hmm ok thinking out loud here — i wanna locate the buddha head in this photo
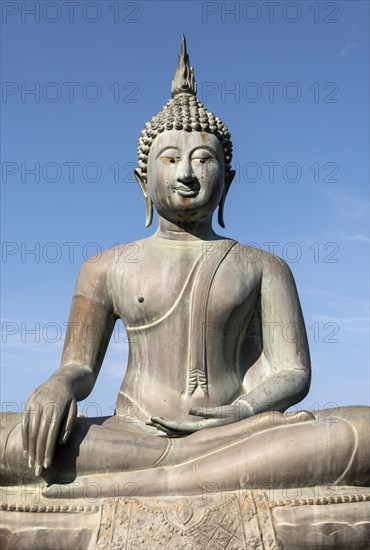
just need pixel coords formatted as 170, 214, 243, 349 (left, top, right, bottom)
135, 35, 235, 228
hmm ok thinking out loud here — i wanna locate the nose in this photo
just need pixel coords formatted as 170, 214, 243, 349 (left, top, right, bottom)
177, 156, 195, 183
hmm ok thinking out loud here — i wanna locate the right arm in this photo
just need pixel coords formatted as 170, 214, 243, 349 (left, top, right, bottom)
22, 256, 117, 476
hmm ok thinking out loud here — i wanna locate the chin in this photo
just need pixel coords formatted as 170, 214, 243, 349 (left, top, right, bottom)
156, 203, 210, 223
165, 196, 219, 218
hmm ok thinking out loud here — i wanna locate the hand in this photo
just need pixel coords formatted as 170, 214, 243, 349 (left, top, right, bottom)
21, 378, 77, 476
148, 401, 250, 435
148, 415, 222, 435
189, 399, 254, 422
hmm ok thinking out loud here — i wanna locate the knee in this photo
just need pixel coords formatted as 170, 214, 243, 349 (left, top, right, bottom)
0, 412, 23, 457
332, 405, 370, 428
332, 406, 370, 487
309, 405, 369, 426
0, 413, 26, 485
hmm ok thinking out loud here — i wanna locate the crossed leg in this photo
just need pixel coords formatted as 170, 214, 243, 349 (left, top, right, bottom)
2, 407, 369, 498
44, 406, 369, 498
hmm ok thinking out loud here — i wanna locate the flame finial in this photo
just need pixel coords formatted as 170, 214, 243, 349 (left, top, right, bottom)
171, 35, 197, 97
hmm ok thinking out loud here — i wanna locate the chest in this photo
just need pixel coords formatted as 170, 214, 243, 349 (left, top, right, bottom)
109, 243, 261, 327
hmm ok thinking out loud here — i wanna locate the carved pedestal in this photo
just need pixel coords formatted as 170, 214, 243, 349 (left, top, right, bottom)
1, 487, 369, 549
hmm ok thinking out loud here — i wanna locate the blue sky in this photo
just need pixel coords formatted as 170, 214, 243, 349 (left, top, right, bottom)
1, 0, 369, 417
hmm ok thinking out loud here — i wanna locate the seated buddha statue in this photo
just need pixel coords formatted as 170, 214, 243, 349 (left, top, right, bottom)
1, 36, 368, 499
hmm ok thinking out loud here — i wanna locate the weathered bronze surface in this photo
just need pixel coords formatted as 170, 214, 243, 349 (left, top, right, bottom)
1, 36, 369, 549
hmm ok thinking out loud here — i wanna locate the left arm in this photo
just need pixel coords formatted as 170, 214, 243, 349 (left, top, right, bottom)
151, 256, 311, 434
235, 256, 311, 413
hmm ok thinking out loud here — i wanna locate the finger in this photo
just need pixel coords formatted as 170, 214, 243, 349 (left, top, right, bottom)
43, 428, 60, 470
43, 404, 68, 469
146, 422, 182, 437
35, 417, 50, 476
27, 402, 41, 469
150, 416, 173, 429
146, 419, 167, 429
59, 399, 77, 445
35, 400, 60, 475
188, 408, 204, 417
21, 410, 30, 459
149, 417, 181, 433
151, 416, 205, 433
189, 406, 234, 419
151, 416, 183, 431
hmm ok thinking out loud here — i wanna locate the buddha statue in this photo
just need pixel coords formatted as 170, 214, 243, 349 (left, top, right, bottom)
1, 36, 369, 503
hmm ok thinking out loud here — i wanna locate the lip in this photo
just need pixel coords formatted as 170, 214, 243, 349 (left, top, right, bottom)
173, 185, 200, 197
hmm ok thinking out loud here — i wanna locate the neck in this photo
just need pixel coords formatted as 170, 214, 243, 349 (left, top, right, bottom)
155, 216, 221, 241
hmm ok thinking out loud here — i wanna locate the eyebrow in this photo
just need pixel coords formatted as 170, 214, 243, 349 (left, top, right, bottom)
156, 145, 219, 160
156, 146, 180, 160
190, 146, 218, 159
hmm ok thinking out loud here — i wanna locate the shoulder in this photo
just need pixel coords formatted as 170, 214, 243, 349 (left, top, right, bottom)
234, 243, 293, 278
261, 252, 294, 279
74, 241, 141, 296
259, 252, 298, 293
77, 247, 115, 280
79, 241, 143, 274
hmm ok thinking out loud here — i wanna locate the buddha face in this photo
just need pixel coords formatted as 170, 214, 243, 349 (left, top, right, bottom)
147, 130, 225, 224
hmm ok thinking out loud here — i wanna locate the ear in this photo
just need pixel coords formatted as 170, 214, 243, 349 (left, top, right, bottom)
134, 168, 153, 228
218, 170, 235, 228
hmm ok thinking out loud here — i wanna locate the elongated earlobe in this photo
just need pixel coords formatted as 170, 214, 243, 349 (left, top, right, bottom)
134, 169, 153, 228
218, 170, 235, 228
218, 195, 226, 229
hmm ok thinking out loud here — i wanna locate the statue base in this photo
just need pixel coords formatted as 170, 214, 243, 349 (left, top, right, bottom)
1, 486, 369, 549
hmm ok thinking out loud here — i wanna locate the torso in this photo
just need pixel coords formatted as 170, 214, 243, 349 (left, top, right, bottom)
107, 236, 264, 421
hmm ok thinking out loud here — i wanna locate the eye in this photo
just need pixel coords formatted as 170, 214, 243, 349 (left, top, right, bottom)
192, 156, 214, 164
159, 156, 180, 164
